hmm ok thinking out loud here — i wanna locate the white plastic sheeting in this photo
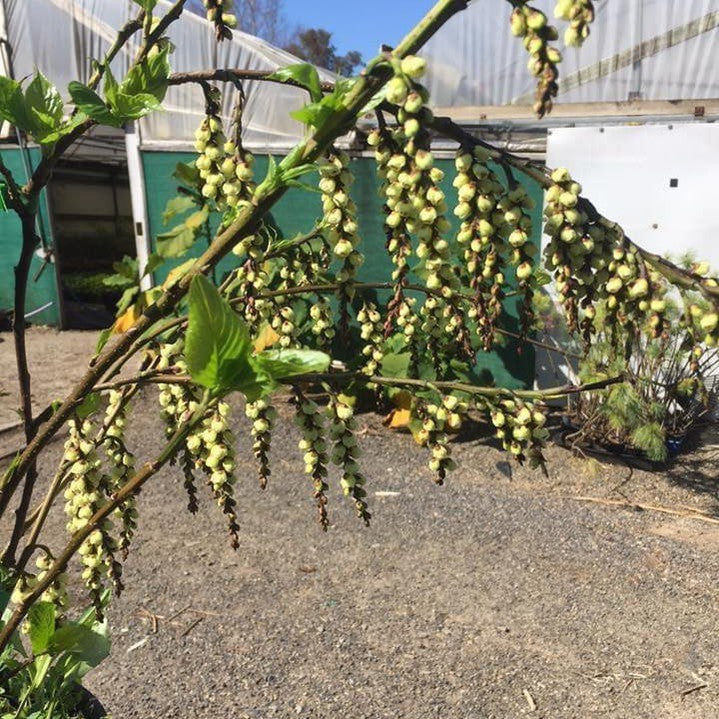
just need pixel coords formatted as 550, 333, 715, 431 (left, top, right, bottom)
0, 0, 331, 150
422, 0, 719, 108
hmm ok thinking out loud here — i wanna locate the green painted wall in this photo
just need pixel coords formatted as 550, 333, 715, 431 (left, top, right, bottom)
0, 147, 61, 326
142, 151, 543, 388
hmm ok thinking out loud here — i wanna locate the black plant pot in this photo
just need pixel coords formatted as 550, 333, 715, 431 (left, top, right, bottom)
665, 434, 686, 458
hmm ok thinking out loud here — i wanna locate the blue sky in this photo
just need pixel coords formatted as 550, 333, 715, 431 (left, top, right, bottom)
282, 1, 437, 64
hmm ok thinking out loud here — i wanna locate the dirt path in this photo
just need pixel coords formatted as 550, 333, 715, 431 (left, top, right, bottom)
2, 330, 719, 718
0, 328, 99, 428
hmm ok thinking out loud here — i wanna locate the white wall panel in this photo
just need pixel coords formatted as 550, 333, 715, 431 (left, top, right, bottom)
545, 124, 719, 265
537, 122, 719, 388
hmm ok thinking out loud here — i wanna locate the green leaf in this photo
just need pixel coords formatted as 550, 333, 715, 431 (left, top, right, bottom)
68, 82, 121, 127
117, 286, 140, 314
360, 86, 387, 115
103, 67, 119, 108
24, 71, 64, 134
94, 327, 113, 356
112, 91, 161, 120
185, 275, 254, 394
145, 252, 164, 276
0, 76, 21, 118
448, 357, 492, 386
133, 0, 158, 10
267, 63, 323, 102
417, 357, 437, 381
102, 274, 134, 288
380, 352, 411, 378
27, 602, 56, 655
290, 100, 337, 129
71, 64, 164, 125
156, 223, 197, 259
280, 163, 317, 183
162, 257, 196, 289
48, 624, 110, 668
122, 45, 171, 103
285, 179, 322, 194
77, 590, 110, 627
289, 77, 352, 128
253, 348, 330, 379
228, 372, 266, 403
35, 112, 89, 146
0, 76, 32, 130
162, 195, 196, 224
185, 207, 209, 230
110, 255, 140, 282
76, 392, 100, 420
30, 654, 52, 690
173, 161, 200, 186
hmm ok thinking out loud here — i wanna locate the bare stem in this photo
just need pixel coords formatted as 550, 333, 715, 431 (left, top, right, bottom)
169, 68, 335, 92
2, 215, 42, 566
86, 10, 146, 91
289, 370, 624, 401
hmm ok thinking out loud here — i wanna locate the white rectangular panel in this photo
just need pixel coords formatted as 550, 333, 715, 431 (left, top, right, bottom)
545, 123, 719, 265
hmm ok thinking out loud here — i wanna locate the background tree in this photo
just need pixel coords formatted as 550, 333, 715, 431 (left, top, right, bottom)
188, 2, 362, 75
284, 28, 363, 76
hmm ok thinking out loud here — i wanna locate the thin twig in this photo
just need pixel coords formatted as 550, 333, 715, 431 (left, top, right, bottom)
522, 689, 537, 712
169, 68, 335, 92
568, 496, 719, 524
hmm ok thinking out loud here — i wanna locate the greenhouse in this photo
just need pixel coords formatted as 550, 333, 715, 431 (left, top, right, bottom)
1, 0, 718, 387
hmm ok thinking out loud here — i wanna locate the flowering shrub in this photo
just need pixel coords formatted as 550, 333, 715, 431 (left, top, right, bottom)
1, 0, 718, 715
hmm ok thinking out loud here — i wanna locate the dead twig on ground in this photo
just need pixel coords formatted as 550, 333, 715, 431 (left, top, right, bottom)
134, 604, 219, 637
567, 496, 719, 525
522, 689, 537, 712
180, 617, 203, 638
136, 607, 160, 634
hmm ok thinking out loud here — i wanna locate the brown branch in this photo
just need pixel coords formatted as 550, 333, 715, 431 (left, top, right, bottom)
86, 10, 146, 91
22, 119, 95, 198
296, 370, 625, 401
0, 155, 27, 217
2, 216, 42, 566
95, 373, 190, 392
169, 68, 335, 92
135, 0, 188, 64
568, 496, 719, 525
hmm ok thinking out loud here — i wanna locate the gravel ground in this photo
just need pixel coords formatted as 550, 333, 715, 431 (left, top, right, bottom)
2, 329, 719, 718
0, 328, 99, 427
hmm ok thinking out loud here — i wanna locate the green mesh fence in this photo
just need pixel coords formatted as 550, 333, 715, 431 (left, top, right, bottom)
140, 151, 543, 388
0, 147, 61, 327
